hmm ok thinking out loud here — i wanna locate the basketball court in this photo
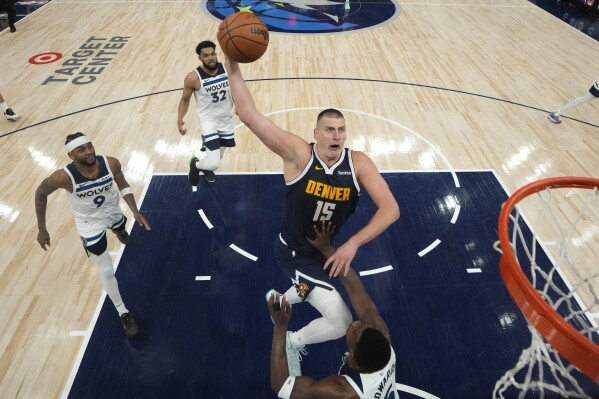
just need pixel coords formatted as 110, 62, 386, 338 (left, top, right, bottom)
0, 1, 598, 398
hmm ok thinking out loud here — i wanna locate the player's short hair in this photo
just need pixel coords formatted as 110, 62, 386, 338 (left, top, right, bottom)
65, 132, 86, 145
196, 40, 216, 55
317, 108, 344, 122
353, 327, 391, 373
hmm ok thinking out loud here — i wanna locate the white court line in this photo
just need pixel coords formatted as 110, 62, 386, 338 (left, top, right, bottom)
450, 204, 461, 224
541, 241, 557, 246
229, 244, 258, 261
359, 265, 393, 276
467, 268, 482, 273
198, 209, 214, 229
195, 276, 211, 281
418, 239, 441, 257
69, 331, 87, 337
589, 313, 599, 319
397, 383, 441, 399
109, 251, 118, 257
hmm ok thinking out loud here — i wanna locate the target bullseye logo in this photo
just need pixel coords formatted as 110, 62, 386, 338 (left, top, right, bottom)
29, 52, 63, 65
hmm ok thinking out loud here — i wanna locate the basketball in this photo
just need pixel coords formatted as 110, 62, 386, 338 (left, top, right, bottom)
217, 12, 269, 63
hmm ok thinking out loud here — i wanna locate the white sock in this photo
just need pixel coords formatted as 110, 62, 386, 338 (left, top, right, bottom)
289, 287, 352, 347
195, 147, 221, 171
0, 102, 8, 112
91, 251, 129, 315
555, 93, 595, 117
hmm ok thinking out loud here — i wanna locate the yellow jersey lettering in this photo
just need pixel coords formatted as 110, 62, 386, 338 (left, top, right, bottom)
305, 179, 351, 202
306, 180, 316, 194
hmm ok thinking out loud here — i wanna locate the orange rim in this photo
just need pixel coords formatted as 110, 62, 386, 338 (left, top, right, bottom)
498, 176, 599, 383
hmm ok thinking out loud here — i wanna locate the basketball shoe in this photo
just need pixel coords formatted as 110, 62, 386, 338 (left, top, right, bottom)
4, 108, 20, 121
189, 156, 200, 186
286, 332, 307, 377
201, 169, 216, 183
548, 112, 561, 124
120, 313, 139, 337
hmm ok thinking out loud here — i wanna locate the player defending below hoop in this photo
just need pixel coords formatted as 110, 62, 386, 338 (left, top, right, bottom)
226, 56, 400, 376
177, 40, 236, 187
268, 223, 397, 399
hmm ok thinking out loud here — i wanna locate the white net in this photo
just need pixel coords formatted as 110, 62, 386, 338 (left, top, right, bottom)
493, 182, 599, 399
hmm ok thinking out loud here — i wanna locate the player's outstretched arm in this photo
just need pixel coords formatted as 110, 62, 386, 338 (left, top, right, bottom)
225, 57, 310, 170
324, 152, 400, 277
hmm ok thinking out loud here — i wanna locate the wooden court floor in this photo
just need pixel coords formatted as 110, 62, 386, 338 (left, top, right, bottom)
0, 0, 598, 398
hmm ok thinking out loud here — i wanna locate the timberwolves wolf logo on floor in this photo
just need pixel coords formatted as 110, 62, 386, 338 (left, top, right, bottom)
204, 0, 399, 33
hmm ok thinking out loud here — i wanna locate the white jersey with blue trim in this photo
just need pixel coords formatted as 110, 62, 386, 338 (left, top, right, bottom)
338, 347, 398, 399
64, 155, 123, 243
194, 62, 233, 121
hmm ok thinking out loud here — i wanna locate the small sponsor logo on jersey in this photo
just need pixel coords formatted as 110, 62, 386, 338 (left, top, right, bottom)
337, 170, 351, 175
315, 166, 323, 170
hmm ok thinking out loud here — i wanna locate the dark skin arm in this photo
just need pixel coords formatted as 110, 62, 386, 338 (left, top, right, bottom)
34, 169, 72, 250
268, 293, 359, 399
107, 157, 151, 231
307, 222, 390, 342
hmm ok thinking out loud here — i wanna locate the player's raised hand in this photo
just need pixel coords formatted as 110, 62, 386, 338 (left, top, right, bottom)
323, 241, 357, 278
268, 292, 292, 327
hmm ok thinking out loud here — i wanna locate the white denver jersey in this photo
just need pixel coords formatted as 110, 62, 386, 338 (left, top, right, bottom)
64, 155, 124, 244
339, 347, 398, 399
194, 62, 233, 121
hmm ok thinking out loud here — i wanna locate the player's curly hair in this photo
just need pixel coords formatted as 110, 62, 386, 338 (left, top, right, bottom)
353, 327, 391, 373
196, 40, 216, 55
65, 132, 86, 145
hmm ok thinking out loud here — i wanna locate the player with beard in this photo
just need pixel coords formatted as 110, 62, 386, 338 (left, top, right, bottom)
177, 40, 236, 187
34, 132, 151, 337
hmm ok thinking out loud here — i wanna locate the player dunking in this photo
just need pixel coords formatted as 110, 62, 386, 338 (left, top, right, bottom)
177, 40, 236, 186
226, 57, 400, 375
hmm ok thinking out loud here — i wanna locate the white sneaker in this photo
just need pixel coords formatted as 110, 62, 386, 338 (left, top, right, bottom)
4, 108, 20, 121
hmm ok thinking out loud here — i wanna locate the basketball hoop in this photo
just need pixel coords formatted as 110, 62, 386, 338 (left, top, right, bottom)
494, 176, 599, 398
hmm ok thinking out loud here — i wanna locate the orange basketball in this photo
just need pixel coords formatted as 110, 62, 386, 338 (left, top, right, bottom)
217, 12, 269, 63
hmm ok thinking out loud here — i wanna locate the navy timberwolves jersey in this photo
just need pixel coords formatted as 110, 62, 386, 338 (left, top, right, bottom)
194, 62, 233, 120
280, 143, 360, 255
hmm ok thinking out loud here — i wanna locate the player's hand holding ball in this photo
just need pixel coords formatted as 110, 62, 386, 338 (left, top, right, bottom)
217, 12, 269, 63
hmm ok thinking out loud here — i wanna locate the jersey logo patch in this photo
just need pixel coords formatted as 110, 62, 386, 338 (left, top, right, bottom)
315, 166, 323, 170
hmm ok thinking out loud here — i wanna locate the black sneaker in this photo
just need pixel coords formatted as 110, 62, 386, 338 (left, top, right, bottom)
114, 229, 130, 244
189, 156, 200, 186
200, 144, 207, 152
201, 169, 216, 183
120, 313, 139, 337
4, 108, 20, 121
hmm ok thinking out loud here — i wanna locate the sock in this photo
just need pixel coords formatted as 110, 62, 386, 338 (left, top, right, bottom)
0, 102, 8, 112
555, 93, 595, 117
90, 251, 129, 315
